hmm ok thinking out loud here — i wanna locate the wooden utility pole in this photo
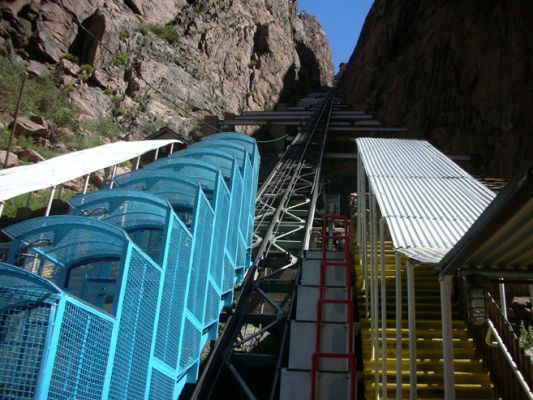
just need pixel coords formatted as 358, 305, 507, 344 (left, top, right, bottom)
3, 71, 27, 169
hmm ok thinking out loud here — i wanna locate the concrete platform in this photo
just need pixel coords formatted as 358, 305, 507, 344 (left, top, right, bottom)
301, 258, 348, 287
288, 321, 351, 371
296, 286, 350, 322
280, 369, 351, 400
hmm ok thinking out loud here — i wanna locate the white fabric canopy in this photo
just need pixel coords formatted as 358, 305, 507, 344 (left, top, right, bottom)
0, 140, 179, 202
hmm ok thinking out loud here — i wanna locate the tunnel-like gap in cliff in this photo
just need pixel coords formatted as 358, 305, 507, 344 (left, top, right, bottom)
68, 10, 106, 65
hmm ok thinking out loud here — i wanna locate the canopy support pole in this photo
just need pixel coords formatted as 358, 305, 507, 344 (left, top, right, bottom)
380, 218, 387, 399
407, 259, 417, 399
170, 142, 175, 154
499, 281, 507, 319
0, 202, 4, 219
45, 185, 56, 216
109, 165, 118, 189
395, 251, 402, 400
370, 190, 379, 399
83, 174, 90, 194
440, 274, 456, 400
154, 148, 160, 160
135, 156, 141, 170
361, 167, 369, 317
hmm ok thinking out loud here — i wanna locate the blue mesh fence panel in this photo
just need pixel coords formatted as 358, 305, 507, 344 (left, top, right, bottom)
179, 317, 201, 373
47, 299, 113, 400
155, 216, 193, 369
0, 291, 51, 400
148, 369, 175, 400
203, 281, 220, 326
240, 158, 253, 245
209, 177, 230, 289
222, 254, 234, 294
108, 247, 161, 400
237, 236, 246, 273
187, 193, 214, 324
228, 169, 243, 268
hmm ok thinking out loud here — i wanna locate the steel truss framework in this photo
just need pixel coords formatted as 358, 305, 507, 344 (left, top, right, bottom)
191, 91, 336, 399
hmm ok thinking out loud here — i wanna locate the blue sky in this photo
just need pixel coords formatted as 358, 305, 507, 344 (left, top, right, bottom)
298, 0, 374, 73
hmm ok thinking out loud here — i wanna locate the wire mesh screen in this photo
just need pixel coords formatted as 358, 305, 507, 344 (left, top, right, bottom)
227, 169, 243, 267
222, 254, 234, 294
108, 247, 161, 400
0, 290, 51, 400
179, 317, 202, 373
210, 177, 230, 289
155, 216, 193, 369
187, 193, 214, 324
0, 133, 260, 400
47, 299, 113, 399
203, 281, 220, 326
148, 368, 175, 400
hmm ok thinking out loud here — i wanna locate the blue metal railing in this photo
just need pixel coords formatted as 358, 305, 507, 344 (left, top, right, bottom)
0, 132, 259, 399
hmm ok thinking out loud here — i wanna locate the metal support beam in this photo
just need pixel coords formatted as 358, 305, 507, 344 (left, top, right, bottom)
407, 260, 417, 400
192, 91, 336, 400
370, 190, 379, 399
395, 251, 402, 400
499, 281, 507, 319
83, 174, 90, 194
0, 201, 4, 219
44, 185, 56, 216
440, 274, 456, 400
380, 218, 387, 399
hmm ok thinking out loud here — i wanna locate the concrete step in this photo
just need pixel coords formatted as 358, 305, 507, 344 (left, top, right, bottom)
365, 383, 496, 399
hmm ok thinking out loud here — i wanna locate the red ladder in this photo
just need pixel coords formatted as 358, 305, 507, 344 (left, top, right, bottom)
311, 215, 356, 400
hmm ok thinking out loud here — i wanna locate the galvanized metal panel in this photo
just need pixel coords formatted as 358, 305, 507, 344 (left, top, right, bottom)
357, 138, 496, 264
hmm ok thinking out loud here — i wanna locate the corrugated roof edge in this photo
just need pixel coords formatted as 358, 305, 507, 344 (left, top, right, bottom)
438, 157, 533, 278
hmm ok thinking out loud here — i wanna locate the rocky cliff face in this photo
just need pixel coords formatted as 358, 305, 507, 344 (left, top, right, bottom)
339, 0, 533, 177
0, 0, 333, 141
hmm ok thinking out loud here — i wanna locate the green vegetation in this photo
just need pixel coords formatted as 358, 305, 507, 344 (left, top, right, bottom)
519, 321, 533, 351
103, 88, 114, 96
79, 64, 95, 74
112, 52, 129, 66
2, 188, 77, 219
246, 91, 253, 98
119, 29, 130, 40
62, 53, 79, 63
110, 95, 122, 107
115, 107, 135, 118
0, 57, 80, 130
139, 23, 181, 44
82, 117, 122, 140
248, 59, 257, 67
16, 136, 58, 159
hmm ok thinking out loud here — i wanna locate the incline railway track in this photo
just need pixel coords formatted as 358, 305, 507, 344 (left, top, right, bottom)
191, 91, 336, 399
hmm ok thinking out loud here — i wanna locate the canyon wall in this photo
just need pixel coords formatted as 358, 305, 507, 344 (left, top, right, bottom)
0, 0, 333, 141
339, 0, 533, 177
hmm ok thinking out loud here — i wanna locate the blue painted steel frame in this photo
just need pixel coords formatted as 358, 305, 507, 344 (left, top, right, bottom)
0, 133, 259, 400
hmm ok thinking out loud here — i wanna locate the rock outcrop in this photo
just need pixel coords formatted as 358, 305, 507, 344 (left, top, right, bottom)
339, 0, 533, 177
0, 0, 333, 141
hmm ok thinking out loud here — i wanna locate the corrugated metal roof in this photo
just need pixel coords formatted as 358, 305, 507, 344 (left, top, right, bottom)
439, 158, 533, 277
357, 138, 496, 264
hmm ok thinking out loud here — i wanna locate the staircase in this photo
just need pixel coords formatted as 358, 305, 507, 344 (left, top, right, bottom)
355, 241, 497, 399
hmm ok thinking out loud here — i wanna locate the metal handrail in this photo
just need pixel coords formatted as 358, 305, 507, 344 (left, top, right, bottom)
483, 292, 533, 400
